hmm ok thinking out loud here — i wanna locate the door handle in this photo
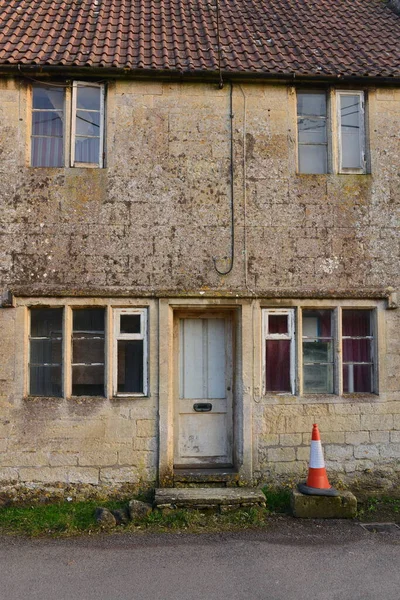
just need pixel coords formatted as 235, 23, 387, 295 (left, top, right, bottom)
193, 402, 212, 412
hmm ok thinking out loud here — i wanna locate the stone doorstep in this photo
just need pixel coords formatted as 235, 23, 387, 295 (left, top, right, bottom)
155, 487, 266, 510
291, 489, 357, 519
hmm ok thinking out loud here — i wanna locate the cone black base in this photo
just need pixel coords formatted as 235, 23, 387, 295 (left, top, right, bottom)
298, 482, 339, 497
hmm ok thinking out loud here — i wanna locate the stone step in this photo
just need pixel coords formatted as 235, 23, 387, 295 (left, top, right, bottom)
173, 468, 239, 487
155, 487, 266, 511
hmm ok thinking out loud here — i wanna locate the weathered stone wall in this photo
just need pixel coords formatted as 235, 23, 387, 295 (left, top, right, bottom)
0, 79, 398, 296
0, 77, 399, 489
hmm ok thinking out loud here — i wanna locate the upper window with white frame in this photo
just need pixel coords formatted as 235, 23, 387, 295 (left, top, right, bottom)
296, 90, 367, 175
28, 306, 148, 398
31, 82, 105, 168
263, 307, 376, 395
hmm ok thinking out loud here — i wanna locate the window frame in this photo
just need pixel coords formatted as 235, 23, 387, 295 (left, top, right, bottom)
70, 81, 105, 168
262, 306, 378, 396
295, 88, 368, 175
30, 81, 105, 169
262, 308, 296, 395
113, 308, 148, 397
28, 307, 64, 397
71, 307, 106, 398
337, 90, 366, 174
296, 90, 330, 175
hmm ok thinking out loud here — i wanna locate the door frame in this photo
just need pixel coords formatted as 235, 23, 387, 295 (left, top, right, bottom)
173, 310, 234, 469
158, 299, 253, 487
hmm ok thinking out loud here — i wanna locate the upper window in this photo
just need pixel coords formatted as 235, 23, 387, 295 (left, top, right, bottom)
296, 90, 367, 175
31, 82, 105, 168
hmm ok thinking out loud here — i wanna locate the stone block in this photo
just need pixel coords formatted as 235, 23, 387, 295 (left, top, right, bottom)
268, 447, 295, 462
136, 419, 155, 438
324, 445, 354, 460
354, 444, 380, 459
360, 414, 393, 431
279, 433, 302, 446
370, 431, 390, 443
345, 431, 370, 445
78, 451, 118, 467
291, 489, 357, 519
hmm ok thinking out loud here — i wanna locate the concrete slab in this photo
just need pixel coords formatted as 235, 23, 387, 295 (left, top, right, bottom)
155, 487, 266, 510
291, 488, 357, 519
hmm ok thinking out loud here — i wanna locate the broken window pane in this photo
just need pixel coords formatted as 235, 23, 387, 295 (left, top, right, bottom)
265, 340, 291, 392
29, 308, 63, 397
117, 340, 144, 394
72, 308, 105, 396
73, 84, 102, 165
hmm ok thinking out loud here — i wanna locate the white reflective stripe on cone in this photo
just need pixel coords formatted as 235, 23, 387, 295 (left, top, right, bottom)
309, 440, 325, 469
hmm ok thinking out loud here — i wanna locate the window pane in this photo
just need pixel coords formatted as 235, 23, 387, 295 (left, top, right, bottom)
298, 117, 327, 144
297, 93, 326, 117
72, 337, 104, 364
343, 339, 371, 363
268, 315, 288, 334
33, 87, 64, 110
75, 137, 100, 163
76, 86, 101, 110
298, 145, 328, 174
73, 308, 104, 332
30, 339, 62, 364
31, 308, 63, 338
117, 340, 144, 394
32, 112, 63, 136
30, 366, 62, 397
303, 340, 333, 364
303, 310, 332, 337
342, 310, 371, 337
72, 365, 104, 396
343, 364, 372, 393
304, 364, 333, 394
31, 137, 64, 167
120, 314, 141, 334
265, 340, 291, 392
340, 95, 362, 169
75, 110, 101, 136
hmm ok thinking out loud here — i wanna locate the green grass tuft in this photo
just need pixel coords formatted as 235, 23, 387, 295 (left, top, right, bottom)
261, 486, 291, 514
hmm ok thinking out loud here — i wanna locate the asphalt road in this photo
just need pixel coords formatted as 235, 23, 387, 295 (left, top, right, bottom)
1, 518, 399, 600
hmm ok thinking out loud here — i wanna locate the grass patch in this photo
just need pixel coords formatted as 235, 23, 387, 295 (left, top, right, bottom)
0, 500, 126, 537
261, 486, 291, 514
357, 496, 400, 523
0, 499, 270, 537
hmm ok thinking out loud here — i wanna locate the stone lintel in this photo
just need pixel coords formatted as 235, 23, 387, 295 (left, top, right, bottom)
291, 489, 357, 519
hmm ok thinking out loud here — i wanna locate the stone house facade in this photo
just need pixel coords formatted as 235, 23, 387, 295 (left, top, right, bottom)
0, 0, 399, 492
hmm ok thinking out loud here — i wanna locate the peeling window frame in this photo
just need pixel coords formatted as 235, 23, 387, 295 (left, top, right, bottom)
262, 306, 378, 396
27, 304, 149, 399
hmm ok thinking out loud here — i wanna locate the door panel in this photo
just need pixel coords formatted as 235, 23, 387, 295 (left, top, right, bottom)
174, 316, 233, 468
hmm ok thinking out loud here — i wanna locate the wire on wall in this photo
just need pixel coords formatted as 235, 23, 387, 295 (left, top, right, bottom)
213, 81, 235, 276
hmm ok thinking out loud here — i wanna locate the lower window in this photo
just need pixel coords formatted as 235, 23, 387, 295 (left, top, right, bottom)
263, 307, 376, 395
28, 306, 148, 398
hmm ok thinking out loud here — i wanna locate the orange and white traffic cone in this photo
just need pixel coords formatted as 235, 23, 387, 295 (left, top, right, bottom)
298, 423, 339, 497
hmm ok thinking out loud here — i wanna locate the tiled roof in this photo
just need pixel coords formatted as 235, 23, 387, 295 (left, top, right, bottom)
0, 0, 399, 78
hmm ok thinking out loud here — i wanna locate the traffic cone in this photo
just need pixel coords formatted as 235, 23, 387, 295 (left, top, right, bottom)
298, 423, 339, 497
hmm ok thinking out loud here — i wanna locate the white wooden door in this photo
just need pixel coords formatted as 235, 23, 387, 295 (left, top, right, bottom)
174, 316, 233, 468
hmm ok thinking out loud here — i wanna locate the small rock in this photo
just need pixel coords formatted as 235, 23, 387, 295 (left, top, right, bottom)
95, 507, 117, 527
128, 499, 153, 520
112, 508, 130, 525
